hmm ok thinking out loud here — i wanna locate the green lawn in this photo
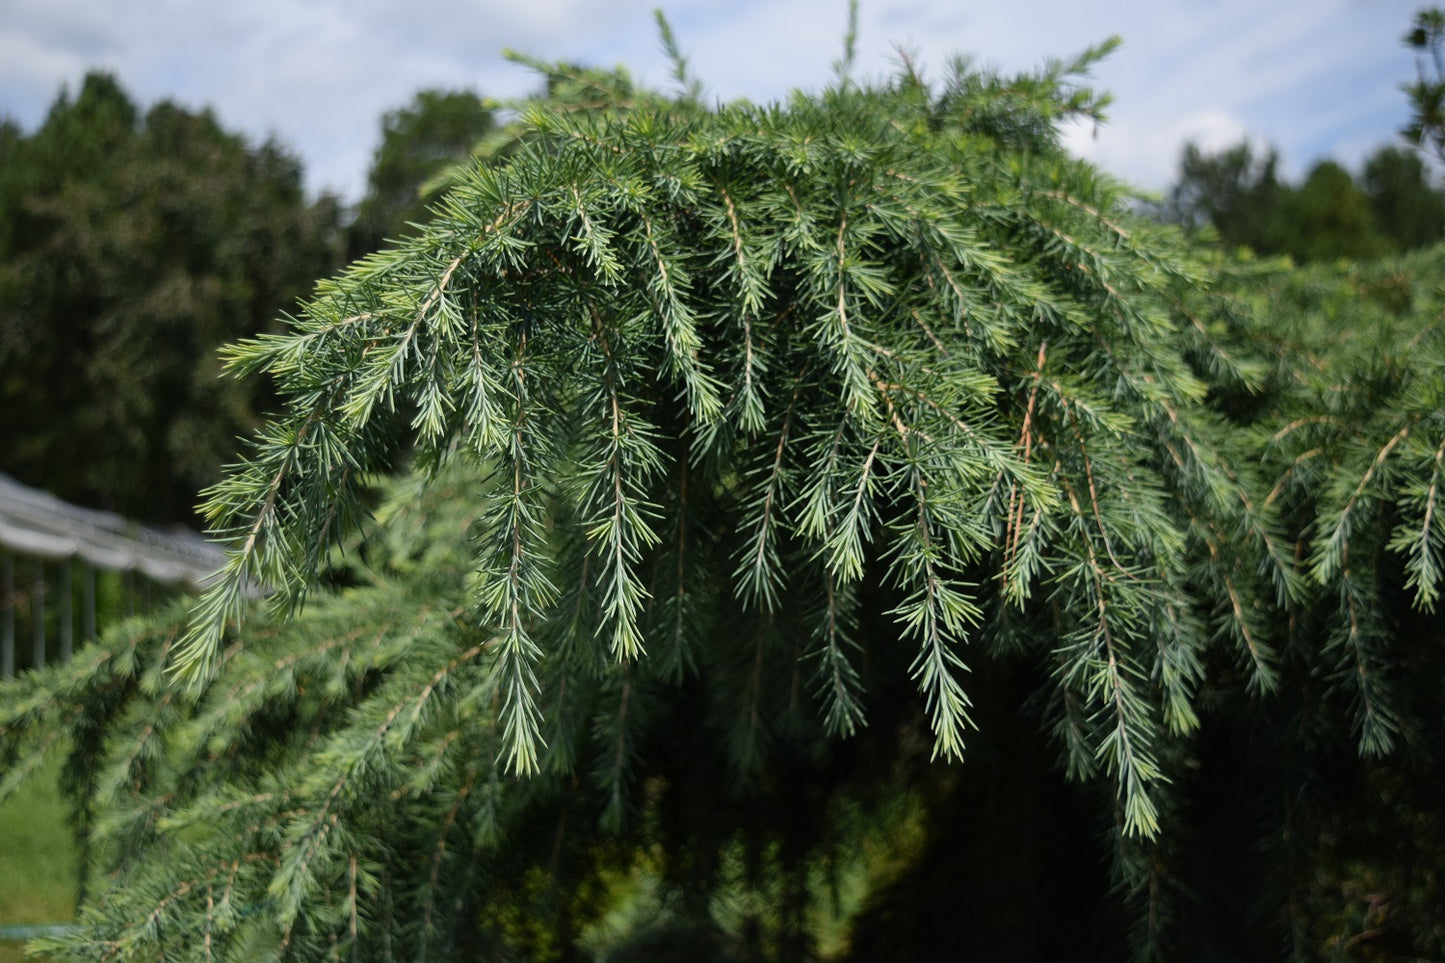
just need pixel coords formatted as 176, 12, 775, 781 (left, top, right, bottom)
0, 752, 78, 961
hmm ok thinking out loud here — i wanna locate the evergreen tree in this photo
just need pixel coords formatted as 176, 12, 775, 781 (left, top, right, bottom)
1163, 143, 1415, 262
1363, 144, 1445, 248
1165, 139, 1291, 247
2, 25, 1443, 963
347, 90, 498, 260
1280, 160, 1392, 262
0, 73, 343, 524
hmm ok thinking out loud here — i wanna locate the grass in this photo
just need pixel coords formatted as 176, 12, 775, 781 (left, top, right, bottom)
0, 751, 78, 961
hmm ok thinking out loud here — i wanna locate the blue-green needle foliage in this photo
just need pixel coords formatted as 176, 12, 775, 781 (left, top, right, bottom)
166, 35, 1260, 838
3, 28, 1443, 963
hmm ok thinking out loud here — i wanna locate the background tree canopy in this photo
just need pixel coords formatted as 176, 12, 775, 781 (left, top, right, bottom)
0, 73, 344, 524
345, 89, 498, 262
1162, 141, 1445, 262
0, 76, 491, 527
2, 17, 1445, 963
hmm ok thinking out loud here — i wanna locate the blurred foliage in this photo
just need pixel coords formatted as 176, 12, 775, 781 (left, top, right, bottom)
1162, 142, 1442, 262
1402, 7, 1445, 163
346, 89, 497, 260
0, 73, 344, 525
1363, 145, 1445, 250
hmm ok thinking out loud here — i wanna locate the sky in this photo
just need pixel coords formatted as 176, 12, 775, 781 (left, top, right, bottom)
0, 0, 1425, 203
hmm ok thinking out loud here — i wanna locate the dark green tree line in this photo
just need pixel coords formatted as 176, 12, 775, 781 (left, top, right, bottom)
1164, 141, 1445, 261
0, 76, 495, 526
0, 73, 344, 524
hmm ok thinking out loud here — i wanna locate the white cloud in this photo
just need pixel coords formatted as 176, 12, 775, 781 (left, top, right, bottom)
1063, 107, 1256, 193
0, 0, 1425, 200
